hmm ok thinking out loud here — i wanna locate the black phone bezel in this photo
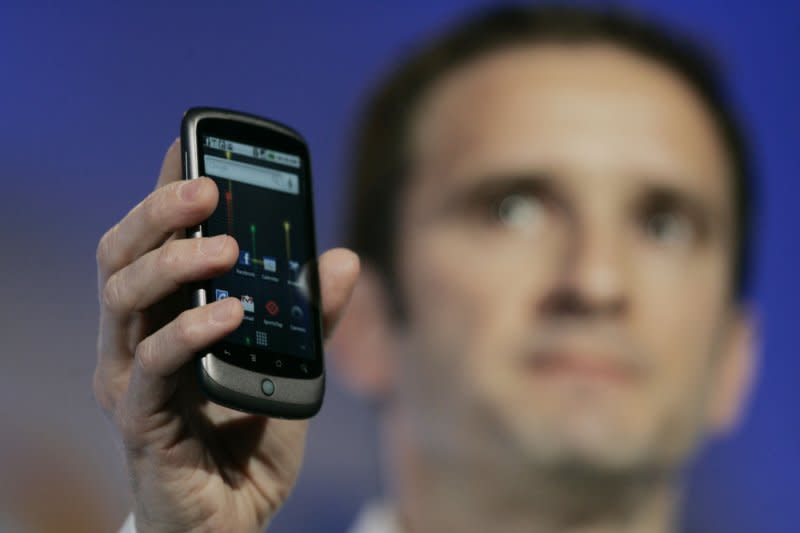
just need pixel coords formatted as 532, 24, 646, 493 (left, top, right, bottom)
191, 113, 324, 380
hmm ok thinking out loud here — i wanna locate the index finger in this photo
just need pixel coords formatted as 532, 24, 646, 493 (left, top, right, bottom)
96, 140, 218, 280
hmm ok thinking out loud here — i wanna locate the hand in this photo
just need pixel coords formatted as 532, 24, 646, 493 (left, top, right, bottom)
93, 139, 359, 533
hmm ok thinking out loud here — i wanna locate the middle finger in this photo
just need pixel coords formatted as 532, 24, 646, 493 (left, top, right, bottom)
102, 234, 238, 316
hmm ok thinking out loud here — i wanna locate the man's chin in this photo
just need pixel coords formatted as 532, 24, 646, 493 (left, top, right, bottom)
503, 413, 660, 474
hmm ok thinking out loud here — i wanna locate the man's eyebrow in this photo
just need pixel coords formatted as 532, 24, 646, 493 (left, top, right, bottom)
420, 171, 560, 223
636, 182, 714, 214
449, 172, 557, 202
634, 180, 726, 235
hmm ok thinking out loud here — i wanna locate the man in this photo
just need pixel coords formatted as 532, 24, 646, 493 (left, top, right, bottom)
95, 6, 756, 532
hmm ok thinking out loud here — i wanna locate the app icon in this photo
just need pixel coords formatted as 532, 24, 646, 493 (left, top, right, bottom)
288, 260, 300, 276
239, 250, 251, 267
262, 256, 277, 272
265, 300, 280, 317
290, 305, 304, 321
256, 330, 268, 347
215, 289, 229, 301
240, 294, 255, 313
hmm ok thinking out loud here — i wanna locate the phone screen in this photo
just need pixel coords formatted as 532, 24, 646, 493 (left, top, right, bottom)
194, 119, 323, 379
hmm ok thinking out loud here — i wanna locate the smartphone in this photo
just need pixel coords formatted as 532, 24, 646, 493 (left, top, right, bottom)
181, 107, 324, 418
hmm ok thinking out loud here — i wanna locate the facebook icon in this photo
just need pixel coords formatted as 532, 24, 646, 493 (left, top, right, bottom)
238, 250, 251, 267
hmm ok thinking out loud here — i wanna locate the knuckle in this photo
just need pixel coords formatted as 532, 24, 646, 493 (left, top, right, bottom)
173, 311, 197, 347
96, 224, 119, 268
92, 367, 114, 413
142, 190, 165, 228
101, 274, 124, 313
191, 236, 206, 256
134, 339, 157, 377
157, 241, 182, 272
115, 403, 139, 445
194, 237, 220, 268
172, 180, 196, 214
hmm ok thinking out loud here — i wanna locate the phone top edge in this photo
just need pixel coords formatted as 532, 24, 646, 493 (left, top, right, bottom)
182, 107, 306, 144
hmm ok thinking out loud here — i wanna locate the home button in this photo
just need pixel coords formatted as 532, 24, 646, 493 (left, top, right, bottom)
260, 378, 275, 396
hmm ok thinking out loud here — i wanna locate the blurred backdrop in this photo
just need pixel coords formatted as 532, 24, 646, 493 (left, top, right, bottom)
0, 2, 798, 532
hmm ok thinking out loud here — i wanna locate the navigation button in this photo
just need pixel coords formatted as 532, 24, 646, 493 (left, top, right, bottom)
260, 379, 275, 396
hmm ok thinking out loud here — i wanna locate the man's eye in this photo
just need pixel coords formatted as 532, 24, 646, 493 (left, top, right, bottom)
643, 210, 694, 245
496, 194, 543, 230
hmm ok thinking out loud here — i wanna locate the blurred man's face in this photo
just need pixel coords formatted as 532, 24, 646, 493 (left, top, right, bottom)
393, 43, 742, 473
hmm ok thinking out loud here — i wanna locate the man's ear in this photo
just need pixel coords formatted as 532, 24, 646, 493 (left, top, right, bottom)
328, 264, 397, 400
706, 306, 759, 435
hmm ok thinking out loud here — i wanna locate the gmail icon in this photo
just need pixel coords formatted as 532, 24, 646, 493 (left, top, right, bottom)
240, 294, 255, 313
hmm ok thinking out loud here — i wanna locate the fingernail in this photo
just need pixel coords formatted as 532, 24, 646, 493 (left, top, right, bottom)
211, 299, 233, 323
181, 179, 202, 201
204, 235, 228, 255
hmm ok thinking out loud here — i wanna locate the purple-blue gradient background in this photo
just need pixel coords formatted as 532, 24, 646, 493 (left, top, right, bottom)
0, 2, 797, 532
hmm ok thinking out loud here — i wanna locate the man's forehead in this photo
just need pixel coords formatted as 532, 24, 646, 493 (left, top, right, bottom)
408, 42, 732, 201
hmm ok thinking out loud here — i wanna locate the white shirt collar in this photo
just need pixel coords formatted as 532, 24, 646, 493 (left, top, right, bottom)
347, 501, 401, 533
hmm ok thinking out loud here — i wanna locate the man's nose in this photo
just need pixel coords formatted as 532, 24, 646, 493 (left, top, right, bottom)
541, 217, 628, 318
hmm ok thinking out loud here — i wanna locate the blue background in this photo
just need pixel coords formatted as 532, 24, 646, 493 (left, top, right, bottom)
0, 2, 797, 532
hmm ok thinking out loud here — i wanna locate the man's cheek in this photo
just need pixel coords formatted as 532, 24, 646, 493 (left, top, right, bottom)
403, 262, 525, 402
404, 231, 499, 339
636, 305, 718, 449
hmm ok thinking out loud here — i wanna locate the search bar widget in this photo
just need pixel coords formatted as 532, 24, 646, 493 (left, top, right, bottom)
204, 154, 299, 195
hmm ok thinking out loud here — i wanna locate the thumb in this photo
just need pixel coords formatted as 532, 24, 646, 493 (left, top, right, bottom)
318, 248, 360, 336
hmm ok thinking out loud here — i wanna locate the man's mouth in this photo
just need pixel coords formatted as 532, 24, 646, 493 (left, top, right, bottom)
523, 349, 641, 385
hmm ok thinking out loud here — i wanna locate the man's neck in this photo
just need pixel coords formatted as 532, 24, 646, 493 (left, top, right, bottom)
380, 414, 681, 533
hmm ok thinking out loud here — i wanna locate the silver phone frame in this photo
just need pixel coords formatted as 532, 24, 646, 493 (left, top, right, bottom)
183, 107, 324, 419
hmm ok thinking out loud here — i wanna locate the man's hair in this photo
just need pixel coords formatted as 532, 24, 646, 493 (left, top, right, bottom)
345, 5, 754, 312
